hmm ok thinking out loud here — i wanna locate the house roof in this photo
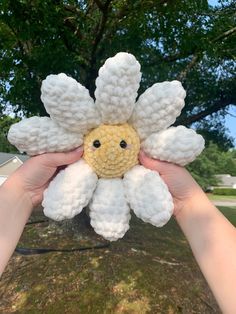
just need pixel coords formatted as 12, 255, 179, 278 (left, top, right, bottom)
215, 174, 236, 187
0, 152, 29, 166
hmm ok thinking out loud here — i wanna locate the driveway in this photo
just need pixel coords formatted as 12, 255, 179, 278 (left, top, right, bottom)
211, 200, 236, 207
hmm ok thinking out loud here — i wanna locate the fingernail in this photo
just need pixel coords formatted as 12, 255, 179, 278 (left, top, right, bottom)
75, 146, 84, 153
138, 150, 145, 159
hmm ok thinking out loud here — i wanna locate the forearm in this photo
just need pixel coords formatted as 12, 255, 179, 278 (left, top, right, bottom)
176, 191, 236, 313
0, 178, 33, 276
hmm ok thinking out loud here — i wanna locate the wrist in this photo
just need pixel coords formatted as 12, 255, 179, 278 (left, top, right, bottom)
174, 188, 215, 222
174, 189, 220, 254
1, 175, 33, 211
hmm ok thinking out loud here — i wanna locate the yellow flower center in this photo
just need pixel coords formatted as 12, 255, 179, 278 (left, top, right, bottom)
84, 124, 140, 178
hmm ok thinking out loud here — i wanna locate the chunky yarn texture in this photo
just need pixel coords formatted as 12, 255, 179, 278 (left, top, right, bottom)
84, 123, 140, 178
8, 52, 205, 241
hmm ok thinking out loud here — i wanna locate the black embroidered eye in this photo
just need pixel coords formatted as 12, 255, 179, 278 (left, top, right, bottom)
120, 140, 127, 149
93, 140, 101, 148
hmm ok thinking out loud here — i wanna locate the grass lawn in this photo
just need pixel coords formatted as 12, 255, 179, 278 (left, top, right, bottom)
1, 206, 235, 313
219, 206, 236, 226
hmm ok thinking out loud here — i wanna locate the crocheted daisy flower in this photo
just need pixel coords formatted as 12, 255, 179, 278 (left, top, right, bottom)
8, 52, 204, 241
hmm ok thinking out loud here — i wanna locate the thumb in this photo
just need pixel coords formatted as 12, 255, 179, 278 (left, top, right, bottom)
40, 146, 84, 167
139, 151, 173, 175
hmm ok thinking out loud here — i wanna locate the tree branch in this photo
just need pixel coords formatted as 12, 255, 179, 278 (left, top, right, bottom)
91, 0, 112, 61
162, 24, 236, 64
212, 26, 236, 43
63, 17, 83, 39
225, 110, 236, 118
94, 0, 105, 11
177, 98, 235, 126
162, 49, 196, 62
84, 0, 113, 93
175, 25, 236, 81
177, 54, 201, 81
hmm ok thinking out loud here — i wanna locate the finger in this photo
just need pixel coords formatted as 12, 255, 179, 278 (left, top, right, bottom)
139, 151, 173, 175
41, 146, 84, 167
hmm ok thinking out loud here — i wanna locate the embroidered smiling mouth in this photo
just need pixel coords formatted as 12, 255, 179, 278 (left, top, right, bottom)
84, 123, 140, 178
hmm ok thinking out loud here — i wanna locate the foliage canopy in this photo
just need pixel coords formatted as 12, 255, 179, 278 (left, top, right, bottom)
0, 0, 235, 150
0, 115, 19, 152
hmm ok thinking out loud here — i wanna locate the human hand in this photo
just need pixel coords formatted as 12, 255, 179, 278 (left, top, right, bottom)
4, 147, 83, 207
139, 151, 204, 216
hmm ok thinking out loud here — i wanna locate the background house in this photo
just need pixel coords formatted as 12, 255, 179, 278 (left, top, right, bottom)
215, 174, 236, 189
0, 152, 28, 185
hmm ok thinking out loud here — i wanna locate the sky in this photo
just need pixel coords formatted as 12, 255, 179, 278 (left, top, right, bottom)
208, 0, 219, 5
225, 106, 236, 146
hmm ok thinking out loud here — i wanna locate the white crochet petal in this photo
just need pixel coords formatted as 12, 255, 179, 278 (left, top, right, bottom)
130, 80, 186, 140
41, 73, 101, 133
43, 160, 98, 221
123, 165, 174, 227
89, 178, 131, 241
142, 126, 205, 166
7, 117, 83, 156
95, 52, 141, 124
